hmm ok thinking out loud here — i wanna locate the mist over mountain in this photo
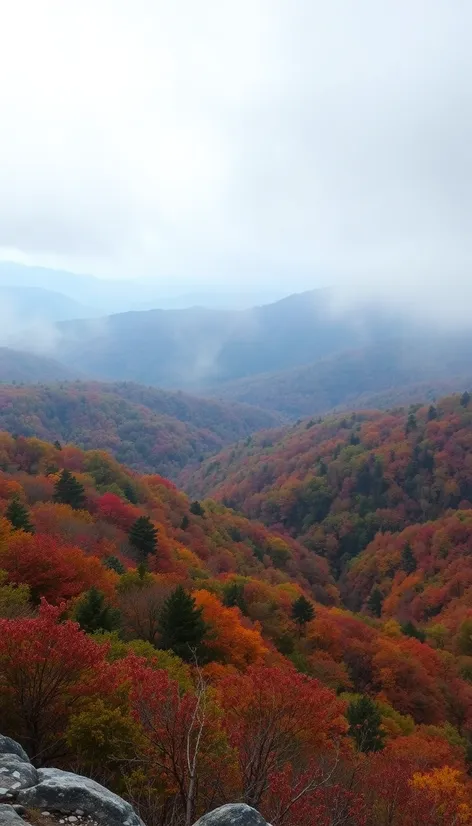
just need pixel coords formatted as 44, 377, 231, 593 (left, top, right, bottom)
0, 347, 80, 383
52, 290, 420, 388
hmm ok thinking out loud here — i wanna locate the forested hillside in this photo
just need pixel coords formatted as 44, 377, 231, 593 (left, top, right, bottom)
0, 382, 281, 480
188, 393, 472, 579
0, 347, 80, 383
1, 433, 472, 824
210, 337, 472, 418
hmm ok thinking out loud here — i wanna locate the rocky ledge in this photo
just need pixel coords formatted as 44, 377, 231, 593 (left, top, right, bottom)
0, 736, 269, 826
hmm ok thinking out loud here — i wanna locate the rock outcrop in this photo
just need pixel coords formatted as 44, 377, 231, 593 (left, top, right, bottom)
0, 735, 270, 826
193, 804, 269, 826
0, 738, 143, 826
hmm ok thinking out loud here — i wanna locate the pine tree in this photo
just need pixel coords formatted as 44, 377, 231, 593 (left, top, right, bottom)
189, 500, 205, 517
347, 696, 385, 753
180, 514, 190, 530
367, 587, 383, 618
461, 391, 471, 408
401, 620, 426, 642
405, 411, 417, 434
5, 498, 34, 533
128, 516, 158, 565
159, 585, 207, 661
53, 469, 85, 510
427, 405, 437, 421
291, 595, 315, 634
401, 542, 417, 574
123, 482, 138, 504
75, 587, 121, 634
103, 555, 125, 575
53, 440, 62, 451
223, 581, 248, 614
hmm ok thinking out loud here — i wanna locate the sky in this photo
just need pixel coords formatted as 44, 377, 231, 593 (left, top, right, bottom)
1, 0, 472, 310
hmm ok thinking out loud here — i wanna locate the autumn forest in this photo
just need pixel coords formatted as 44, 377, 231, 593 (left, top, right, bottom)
0, 387, 472, 825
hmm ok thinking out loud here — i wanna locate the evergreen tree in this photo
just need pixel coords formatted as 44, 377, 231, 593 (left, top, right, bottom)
180, 514, 190, 530
159, 585, 207, 661
401, 542, 417, 574
5, 497, 34, 533
223, 581, 248, 614
75, 587, 121, 634
104, 555, 125, 575
53, 469, 85, 510
461, 391, 471, 408
347, 696, 385, 753
128, 516, 158, 564
189, 500, 205, 517
53, 440, 62, 451
401, 620, 426, 642
123, 482, 138, 504
427, 405, 437, 421
405, 411, 417, 434
367, 587, 383, 618
291, 595, 315, 634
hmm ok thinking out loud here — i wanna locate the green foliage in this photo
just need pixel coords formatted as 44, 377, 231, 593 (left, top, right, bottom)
401, 620, 426, 642
458, 618, 472, 656
180, 514, 189, 530
159, 585, 207, 662
53, 468, 85, 510
461, 391, 471, 408
5, 497, 34, 533
347, 695, 385, 753
75, 587, 121, 634
190, 500, 205, 517
104, 556, 126, 575
222, 580, 248, 614
291, 594, 315, 633
401, 542, 417, 574
0, 571, 31, 618
128, 516, 158, 565
367, 587, 383, 618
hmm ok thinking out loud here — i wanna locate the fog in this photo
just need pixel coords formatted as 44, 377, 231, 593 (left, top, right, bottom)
1, 2, 472, 320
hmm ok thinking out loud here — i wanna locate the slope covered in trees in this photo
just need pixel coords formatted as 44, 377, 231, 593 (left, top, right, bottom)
0, 347, 79, 383
2, 432, 472, 824
188, 392, 472, 574
209, 337, 472, 419
0, 382, 281, 480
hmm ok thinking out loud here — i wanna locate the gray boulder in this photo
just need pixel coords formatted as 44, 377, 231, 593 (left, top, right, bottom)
0, 756, 38, 796
18, 769, 144, 826
193, 804, 269, 826
0, 805, 27, 826
0, 741, 28, 765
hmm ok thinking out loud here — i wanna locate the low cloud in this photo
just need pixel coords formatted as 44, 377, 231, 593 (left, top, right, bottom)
0, 1, 471, 323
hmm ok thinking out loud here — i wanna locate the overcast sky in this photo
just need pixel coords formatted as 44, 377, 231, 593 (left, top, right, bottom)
1, 1, 472, 308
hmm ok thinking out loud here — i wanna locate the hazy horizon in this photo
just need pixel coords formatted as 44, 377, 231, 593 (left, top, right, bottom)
1, 2, 472, 319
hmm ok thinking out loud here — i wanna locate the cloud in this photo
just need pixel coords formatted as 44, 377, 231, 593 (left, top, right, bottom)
1, 0, 472, 316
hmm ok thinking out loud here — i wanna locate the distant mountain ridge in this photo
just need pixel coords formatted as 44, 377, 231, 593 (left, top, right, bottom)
54, 290, 414, 388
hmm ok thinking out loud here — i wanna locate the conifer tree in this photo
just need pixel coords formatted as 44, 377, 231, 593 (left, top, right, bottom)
5, 497, 34, 533
427, 405, 437, 420
189, 501, 205, 517
401, 542, 417, 574
75, 587, 121, 634
291, 594, 315, 634
367, 586, 383, 618
461, 391, 471, 408
159, 585, 207, 661
347, 696, 385, 753
53, 469, 85, 510
128, 516, 158, 565
104, 555, 125, 575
